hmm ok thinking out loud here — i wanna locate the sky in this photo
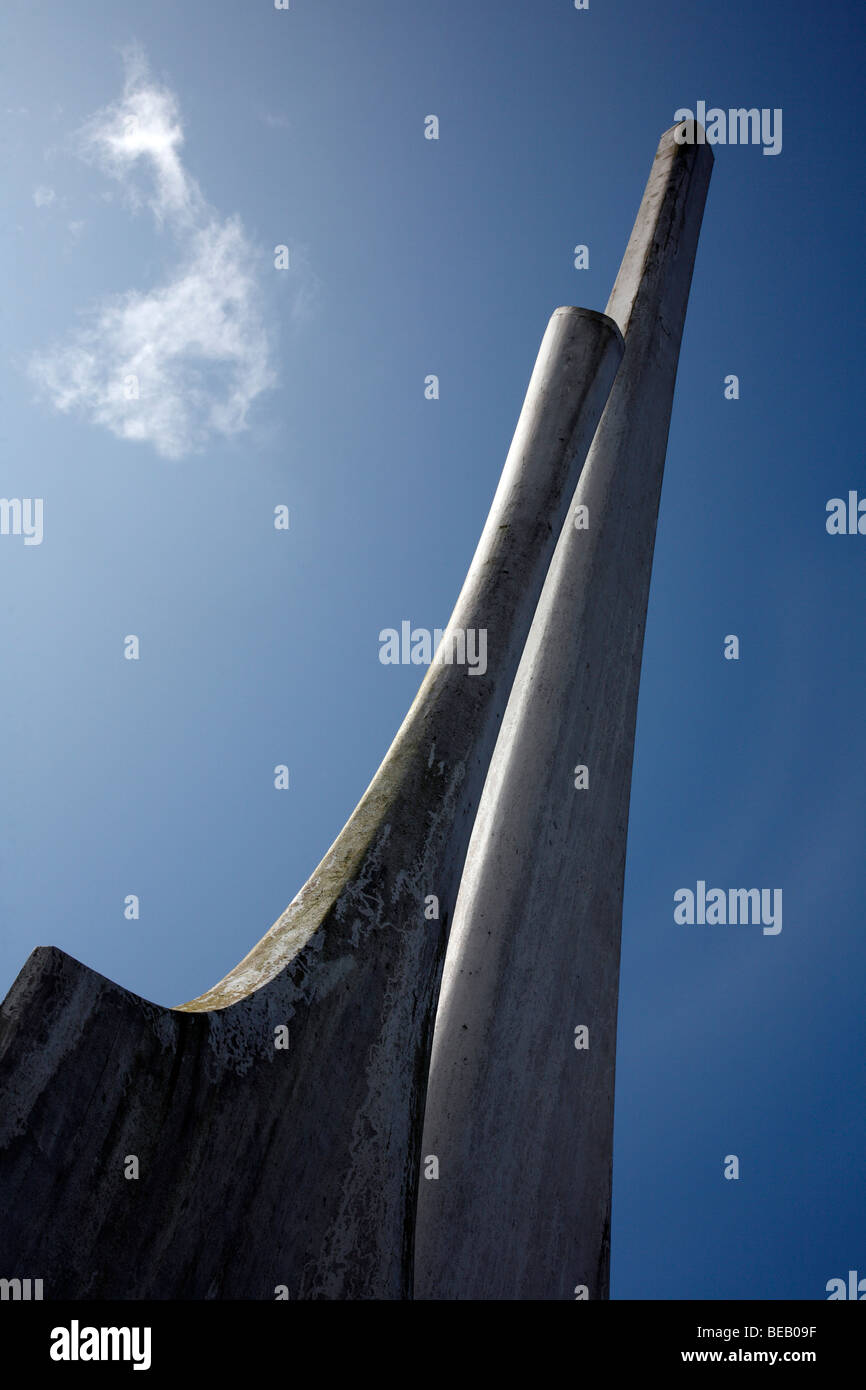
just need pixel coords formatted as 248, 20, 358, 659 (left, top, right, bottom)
1, 0, 864, 1301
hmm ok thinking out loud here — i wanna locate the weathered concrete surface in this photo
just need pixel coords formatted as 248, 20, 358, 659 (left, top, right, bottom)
0, 309, 623, 1299
414, 124, 713, 1300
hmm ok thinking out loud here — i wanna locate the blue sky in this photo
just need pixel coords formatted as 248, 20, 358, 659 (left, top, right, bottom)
1, 0, 864, 1300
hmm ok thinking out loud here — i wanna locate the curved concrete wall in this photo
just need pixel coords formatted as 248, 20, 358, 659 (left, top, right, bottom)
0, 308, 623, 1299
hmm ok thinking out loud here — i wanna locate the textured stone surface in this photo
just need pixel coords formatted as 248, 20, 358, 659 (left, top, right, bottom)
0, 308, 622, 1299
414, 124, 713, 1301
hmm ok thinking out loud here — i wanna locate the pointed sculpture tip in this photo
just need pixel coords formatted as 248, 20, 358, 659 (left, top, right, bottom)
660, 119, 715, 163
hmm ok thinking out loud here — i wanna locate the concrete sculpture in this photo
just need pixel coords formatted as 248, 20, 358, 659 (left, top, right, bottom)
0, 123, 710, 1300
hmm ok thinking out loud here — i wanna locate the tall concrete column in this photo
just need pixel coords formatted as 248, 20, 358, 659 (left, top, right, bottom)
414, 124, 713, 1300
0, 309, 622, 1298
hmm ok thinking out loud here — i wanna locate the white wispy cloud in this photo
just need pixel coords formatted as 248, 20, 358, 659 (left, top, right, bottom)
77, 46, 203, 228
30, 47, 275, 460
33, 186, 56, 207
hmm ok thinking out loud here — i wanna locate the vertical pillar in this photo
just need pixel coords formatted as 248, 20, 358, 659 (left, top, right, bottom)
414, 124, 713, 1300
